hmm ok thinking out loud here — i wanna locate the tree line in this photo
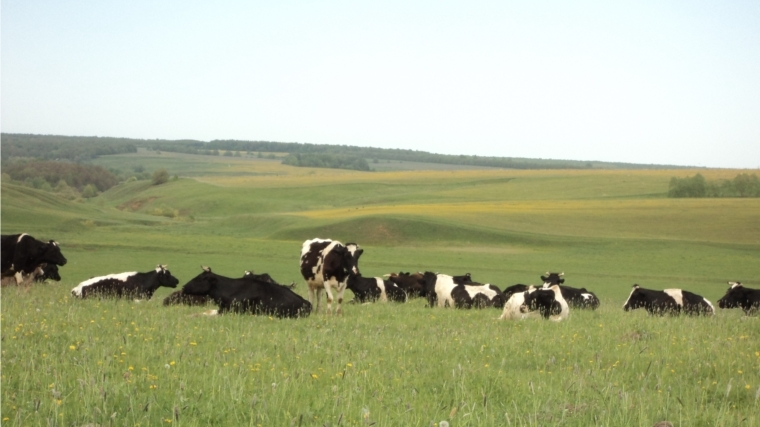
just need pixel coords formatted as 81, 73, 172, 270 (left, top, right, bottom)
668, 173, 760, 198
3, 133, 690, 172
281, 153, 370, 171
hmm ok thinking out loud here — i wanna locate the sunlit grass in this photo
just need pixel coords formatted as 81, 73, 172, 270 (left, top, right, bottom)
2, 152, 760, 426
2, 285, 758, 426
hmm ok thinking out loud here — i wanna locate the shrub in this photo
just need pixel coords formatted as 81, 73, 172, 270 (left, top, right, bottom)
152, 169, 169, 185
82, 184, 98, 198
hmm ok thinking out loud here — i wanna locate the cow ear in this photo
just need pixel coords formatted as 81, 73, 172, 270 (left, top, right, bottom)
356, 248, 364, 257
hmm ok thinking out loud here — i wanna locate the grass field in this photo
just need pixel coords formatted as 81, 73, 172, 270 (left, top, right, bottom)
2, 152, 759, 426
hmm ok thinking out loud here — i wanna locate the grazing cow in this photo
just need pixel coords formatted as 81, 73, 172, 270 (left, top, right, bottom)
72, 265, 179, 299
1, 234, 67, 284
623, 285, 714, 315
347, 273, 407, 303
540, 272, 600, 309
181, 267, 311, 318
1, 264, 45, 287
521, 285, 569, 321
386, 272, 427, 297
423, 272, 484, 308
299, 238, 363, 315
718, 282, 760, 315
34, 264, 61, 283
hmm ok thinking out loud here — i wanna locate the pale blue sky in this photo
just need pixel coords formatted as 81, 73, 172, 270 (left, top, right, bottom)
2, 1, 759, 168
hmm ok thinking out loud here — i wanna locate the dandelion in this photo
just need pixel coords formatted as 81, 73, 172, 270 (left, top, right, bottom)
69, 345, 76, 350
346, 363, 353, 367
190, 342, 197, 346
170, 361, 175, 366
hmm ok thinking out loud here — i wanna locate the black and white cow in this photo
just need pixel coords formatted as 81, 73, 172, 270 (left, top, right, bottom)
181, 267, 311, 318
385, 272, 427, 298
462, 283, 506, 308
34, 264, 61, 283
1, 264, 45, 287
1, 233, 67, 285
502, 284, 530, 301
300, 238, 363, 315
499, 286, 536, 320
72, 265, 179, 299
718, 282, 760, 315
623, 285, 714, 315
522, 287, 566, 320
423, 272, 497, 308
347, 273, 407, 303
540, 272, 600, 309
499, 285, 569, 321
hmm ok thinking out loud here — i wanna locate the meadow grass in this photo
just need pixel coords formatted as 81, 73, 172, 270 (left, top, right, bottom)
2, 286, 758, 427
2, 154, 759, 426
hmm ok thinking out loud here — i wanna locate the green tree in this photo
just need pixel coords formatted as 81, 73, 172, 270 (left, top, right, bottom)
82, 184, 98, 198
152, 169, 169, 185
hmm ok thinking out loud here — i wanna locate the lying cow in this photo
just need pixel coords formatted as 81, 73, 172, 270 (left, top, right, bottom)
347, 273, 406, 303
623, 284, 714, 315
385, 272, 427, 297
72, 265, 179, 299
502, 284, 530, 301
499, 287, 535, 320
182, 267, 311, 318
522, 287, 567, 321
540, 272, 600, 309
423, 272, 502, 309
300, 238, 363, 315
718, 282, 760, 315
460, 283, 506, 308
164, 270, 293, 307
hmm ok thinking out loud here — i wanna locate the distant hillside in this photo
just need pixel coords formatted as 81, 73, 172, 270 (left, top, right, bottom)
1, 133, 691, 170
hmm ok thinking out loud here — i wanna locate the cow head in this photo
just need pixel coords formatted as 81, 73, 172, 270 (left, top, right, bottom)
541, 272, 564, 285
718, 282, 744, 309
155, 265, 179, 288
521, 289, 562, 318
341, 243, 363, 275
182, 267, 217, 295
452, 273, 472, 285
623, 284, 644, 311
40, 240, 67, 266
41, 264, 61, 281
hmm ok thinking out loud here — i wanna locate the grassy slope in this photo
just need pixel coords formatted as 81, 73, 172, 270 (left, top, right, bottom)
2, 153, 759, 426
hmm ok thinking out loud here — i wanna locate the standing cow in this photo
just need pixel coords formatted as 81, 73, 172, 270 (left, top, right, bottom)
718, 282, 760, 315
623, 284, 714, 315
300, 238, 363, 315
1, 233, 67, 285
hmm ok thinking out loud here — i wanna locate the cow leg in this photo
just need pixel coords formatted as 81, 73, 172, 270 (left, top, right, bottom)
334, 281, 347, 315
323, 282, 335, 315
308, 286, 316, 312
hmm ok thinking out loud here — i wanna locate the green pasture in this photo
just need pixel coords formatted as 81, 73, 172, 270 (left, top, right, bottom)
1, 153, 759, 426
